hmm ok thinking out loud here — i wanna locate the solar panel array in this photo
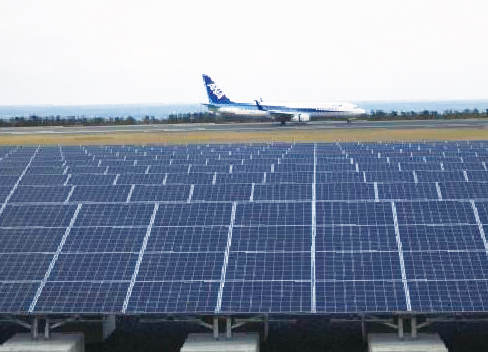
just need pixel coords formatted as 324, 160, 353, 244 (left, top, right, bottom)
2, 141, 488, 314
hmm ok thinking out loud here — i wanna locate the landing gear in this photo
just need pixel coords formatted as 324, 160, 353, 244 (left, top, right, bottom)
280, 121, 286, 125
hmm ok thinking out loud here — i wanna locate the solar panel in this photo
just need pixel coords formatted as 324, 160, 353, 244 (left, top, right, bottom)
130, 185, 191, 202
74, 203, 155, 227
395, 201, 476, 225
125, 281, 220, 313
315, 281, 407, 313
253, 184, 311, 201
377, 183, 439, 200
0, 204, 77, 227
236, 202, 311, 226
0, 228, 66, 253
316, 183, 374, 201
0, 254, 53, 280
316, 202, 393, 226
192, 184, 252, 202
146, 226, 229, 252
3, 142, 488, 315
220, 281, 311, 313
10, 186, 72, 203
33, 282, 129, 313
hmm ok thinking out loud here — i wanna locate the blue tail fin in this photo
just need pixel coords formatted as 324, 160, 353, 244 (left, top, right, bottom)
202, 74, 234, 104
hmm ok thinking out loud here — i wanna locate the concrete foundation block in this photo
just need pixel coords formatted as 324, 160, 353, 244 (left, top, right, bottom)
181, 332, 259, 352
368, 333, 447, 352
0, 333, 84, 352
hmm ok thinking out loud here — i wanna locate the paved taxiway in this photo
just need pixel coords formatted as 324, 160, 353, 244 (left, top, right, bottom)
1, 119, 488, 135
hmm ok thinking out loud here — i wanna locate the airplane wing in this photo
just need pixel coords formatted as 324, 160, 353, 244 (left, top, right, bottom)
254, 100, 311, 122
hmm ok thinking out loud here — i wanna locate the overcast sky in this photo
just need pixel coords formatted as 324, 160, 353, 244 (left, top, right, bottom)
1, 0, 487, 105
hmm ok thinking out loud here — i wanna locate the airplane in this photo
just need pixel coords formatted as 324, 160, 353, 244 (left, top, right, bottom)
202, 74, 367, 124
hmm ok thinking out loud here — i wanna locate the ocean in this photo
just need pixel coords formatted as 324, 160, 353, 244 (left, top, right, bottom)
1, 100, 488, 119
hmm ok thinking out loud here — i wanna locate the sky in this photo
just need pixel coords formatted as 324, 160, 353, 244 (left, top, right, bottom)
0, 0, 487, 105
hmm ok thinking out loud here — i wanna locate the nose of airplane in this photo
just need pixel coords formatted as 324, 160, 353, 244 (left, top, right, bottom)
354, 108, 366, 115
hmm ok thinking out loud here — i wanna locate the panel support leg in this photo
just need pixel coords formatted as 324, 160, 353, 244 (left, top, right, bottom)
226, 317, 232, 339
44, 318, 50, 339
361, 315, 366, 343
31, 317, 39, 340
398, 316, 404, 340
411, 315, 417, 339
264, 315, 269, 342
213, 316, 219, 340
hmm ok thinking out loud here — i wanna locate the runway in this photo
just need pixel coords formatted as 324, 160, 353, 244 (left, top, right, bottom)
1, 119, 488, 135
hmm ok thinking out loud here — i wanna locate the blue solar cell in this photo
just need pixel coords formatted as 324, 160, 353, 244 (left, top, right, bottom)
315, 226, 397, 252
216, 173, 263, 184
107, 166, 148, 174
474, 202, 488, 224
20, 174, 68, 186
315, 251, 401, 281
226, 252, 310, 281
0, 167, 25, 176
316, 164, 356, 172
0, 175, 18, 187
75, 203, 155, 227
126, 281, 220, 313
377, 183, 439, 200
358, 164, 398, 172
416, 171, 466, 182
232, 164, 272, 173
366, 171, 415, 183
0, 254, 53, 280
153, 203, 233, 226
0, 228, 65, 253
69, 185, 131, 202
26, 166, 65, 175
63, 227, 147, 253
236, 202, 311, 226
316, 172, 363, 183
408, 280, 488, 313
274, 164, 314, 173
316, 202, 393, 226
220, 281, 311, 313
315, 280, 407, 313
150, 165, 189, 173
49, 253, 138, 281
33, 282, 129, 313
253, 184, 311, 201
231, 226, 311, 252
68, 174, 116, 186
0, 204, 77, 227
316, 183, 374, 201
165, 173, 214, 185
400, 225, 485, 251
395, 201, 476, 225
146, 226, 229, 252
400, 163, 442, 171
265, 172, 313, 184
190, 165, 230, 173
137, 252, 224, 281
440, 182, 488, 200
0, 186, 12, 203
192, 184, 252, 202
444, 162, 485, 171
116, 174, 166, 185
0, 282, 41, 313
404, 251, 488, 281
68, 166, 106, 174
466, 171, 488, 182
130, 185, 190, 202
10, 186, 71, 203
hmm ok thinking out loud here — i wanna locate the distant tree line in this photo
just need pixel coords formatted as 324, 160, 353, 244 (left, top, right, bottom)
1, 109, 488, 127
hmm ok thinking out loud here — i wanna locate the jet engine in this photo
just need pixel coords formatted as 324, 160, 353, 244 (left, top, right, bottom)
291, 113, 311, 122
